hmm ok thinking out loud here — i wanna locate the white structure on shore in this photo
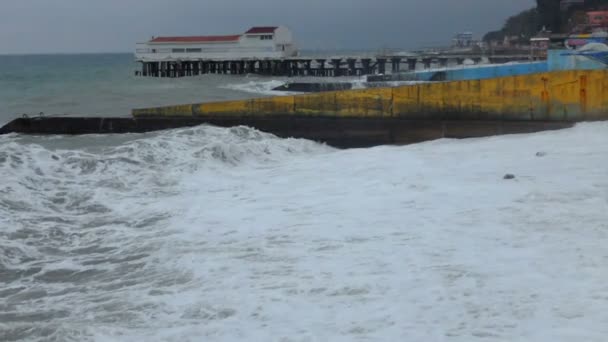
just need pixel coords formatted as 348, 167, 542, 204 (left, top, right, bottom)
135, 26, 297, 61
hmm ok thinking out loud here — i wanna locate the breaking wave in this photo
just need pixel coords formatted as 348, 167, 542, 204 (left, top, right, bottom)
0, 126, 332, 342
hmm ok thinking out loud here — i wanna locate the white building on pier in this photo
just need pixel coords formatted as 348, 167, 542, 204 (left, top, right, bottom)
135, 26, 298, 61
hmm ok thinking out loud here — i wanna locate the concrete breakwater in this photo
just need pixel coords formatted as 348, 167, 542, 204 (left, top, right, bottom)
2, 69, 604, 148
134, 69, 607, 122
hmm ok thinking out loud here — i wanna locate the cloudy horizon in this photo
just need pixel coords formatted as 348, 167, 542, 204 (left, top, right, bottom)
0, 0, 535, 54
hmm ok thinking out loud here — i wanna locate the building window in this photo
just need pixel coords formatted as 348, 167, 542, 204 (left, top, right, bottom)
172, 48, 185, 53
186, 48, 202, 53
260, 35, 273, 40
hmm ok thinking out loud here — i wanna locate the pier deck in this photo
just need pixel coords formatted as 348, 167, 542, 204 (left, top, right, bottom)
135, 54, 538, 78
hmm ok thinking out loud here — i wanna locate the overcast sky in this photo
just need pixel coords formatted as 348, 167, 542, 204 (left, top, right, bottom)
0, 0, 535, 54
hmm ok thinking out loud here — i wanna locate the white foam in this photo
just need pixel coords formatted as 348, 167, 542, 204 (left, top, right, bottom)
221, 79, 298, 96
1, 123, 608, 341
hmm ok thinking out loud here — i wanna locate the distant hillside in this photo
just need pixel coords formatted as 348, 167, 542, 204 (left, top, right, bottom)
484, 0, 608, 42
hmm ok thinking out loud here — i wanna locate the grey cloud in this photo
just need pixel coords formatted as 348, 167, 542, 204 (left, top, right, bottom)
0, 0, 535, 53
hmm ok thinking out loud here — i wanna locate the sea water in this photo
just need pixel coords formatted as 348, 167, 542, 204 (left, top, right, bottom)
1, 54, 607, 342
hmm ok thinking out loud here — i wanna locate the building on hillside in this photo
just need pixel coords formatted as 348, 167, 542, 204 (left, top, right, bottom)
452, 32, 474, 48
135, 26, 297, 61
587, 11, 608, 27
530, 37, 550, 58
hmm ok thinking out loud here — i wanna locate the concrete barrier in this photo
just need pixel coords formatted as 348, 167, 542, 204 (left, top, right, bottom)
1, 69, 599, 148
133, 69, 608, 122
0, 116, 573, 149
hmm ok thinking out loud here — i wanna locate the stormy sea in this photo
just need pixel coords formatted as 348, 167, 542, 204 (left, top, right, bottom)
1, 54, 607, 341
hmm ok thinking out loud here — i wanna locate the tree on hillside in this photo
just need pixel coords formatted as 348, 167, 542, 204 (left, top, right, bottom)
483, 8, 540, 42
484, 0, 608, 43
537, 0, 608, 32
536, 0, 562, 31
585, 0, 608, 9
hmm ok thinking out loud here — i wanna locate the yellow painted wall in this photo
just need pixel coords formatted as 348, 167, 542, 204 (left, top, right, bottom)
132, 70, 608, 121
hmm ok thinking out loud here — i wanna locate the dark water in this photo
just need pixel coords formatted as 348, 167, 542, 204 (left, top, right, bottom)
0, 53, 286, 125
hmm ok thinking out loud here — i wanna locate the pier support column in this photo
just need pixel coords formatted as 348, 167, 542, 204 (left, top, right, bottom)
260, 61, 267, 75
291, 61, 300, 77
281, 60, 289, 76
361, 58, 372, 75
304, 60, 312, 76
268, 60, 276, 75
259, 61, 267, 75
247, 61, 256, 74
391, 57, 401, 74
422, 58, 432, 69
316, 59, 326, 77
331, 59, 342, 77
376, 58, 387, 75
407, 58, 417, 71
347, 58, 357, 76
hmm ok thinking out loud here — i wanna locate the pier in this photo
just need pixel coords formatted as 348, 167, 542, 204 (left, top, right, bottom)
135, 54, 537, 78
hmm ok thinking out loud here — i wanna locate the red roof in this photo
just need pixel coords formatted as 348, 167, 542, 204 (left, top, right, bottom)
245, 26, 278, 34
149, 35, 241, 43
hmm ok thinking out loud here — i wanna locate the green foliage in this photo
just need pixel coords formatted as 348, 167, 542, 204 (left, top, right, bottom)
536, 0, 562, 31
483, 8, 540, 42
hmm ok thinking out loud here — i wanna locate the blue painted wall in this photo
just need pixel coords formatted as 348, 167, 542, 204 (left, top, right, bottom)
547, 49, 606, 71
400, 50, 606, 82
407, 62, 548, 81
